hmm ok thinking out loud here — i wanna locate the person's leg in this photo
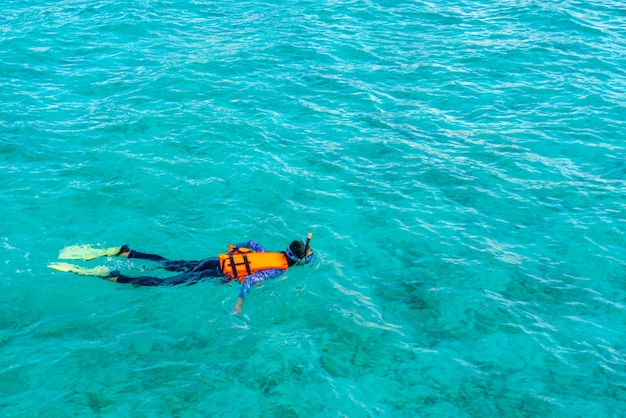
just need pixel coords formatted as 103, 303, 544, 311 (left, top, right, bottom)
118, 246, 167, 262
110, 272, 165, 286
162, 259, 202, 272
118, 246, 202, 272
109, 270, 209, 287
131, 257, 220, 274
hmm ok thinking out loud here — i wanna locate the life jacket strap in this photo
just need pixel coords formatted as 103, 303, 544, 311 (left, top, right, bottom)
227, 253, 252, 279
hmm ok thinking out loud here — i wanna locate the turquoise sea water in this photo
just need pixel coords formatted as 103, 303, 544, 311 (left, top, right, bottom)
2, 0, 626, 416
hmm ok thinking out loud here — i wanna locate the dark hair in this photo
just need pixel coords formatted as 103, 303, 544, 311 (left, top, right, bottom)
289, 240, 306, 259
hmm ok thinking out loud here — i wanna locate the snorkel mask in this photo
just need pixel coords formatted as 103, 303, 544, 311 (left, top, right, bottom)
286, 232, 314, 265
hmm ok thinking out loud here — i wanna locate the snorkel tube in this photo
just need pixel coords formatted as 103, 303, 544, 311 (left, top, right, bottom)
304, 232, 312, 255
303, 232, 313, 262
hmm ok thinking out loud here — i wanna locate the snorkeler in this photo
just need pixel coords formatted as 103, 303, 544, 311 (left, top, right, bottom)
48, 234, 314, 313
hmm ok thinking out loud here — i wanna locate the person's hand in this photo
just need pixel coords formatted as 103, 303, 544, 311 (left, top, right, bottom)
234, 297, 243, 314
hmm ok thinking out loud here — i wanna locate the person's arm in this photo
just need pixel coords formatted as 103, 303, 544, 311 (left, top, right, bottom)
234, 268, 285, 313
234, 240, 266, 252
234, 296, 244, 314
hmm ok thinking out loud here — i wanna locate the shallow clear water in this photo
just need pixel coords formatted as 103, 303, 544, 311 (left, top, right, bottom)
2, 0, 626, 416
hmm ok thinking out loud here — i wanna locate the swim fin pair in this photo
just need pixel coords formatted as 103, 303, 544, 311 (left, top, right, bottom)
47, 244, 127, 277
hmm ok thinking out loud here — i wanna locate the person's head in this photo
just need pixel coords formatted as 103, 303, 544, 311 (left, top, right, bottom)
285, 240, 314, 265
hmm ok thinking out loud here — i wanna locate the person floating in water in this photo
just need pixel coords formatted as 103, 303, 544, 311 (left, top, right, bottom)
48, 234, 314, 313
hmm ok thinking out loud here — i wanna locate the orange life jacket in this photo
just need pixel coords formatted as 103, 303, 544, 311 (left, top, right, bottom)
218, 245, 289, 282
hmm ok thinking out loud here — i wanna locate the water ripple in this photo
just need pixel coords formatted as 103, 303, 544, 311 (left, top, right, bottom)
2, 0, 626, 415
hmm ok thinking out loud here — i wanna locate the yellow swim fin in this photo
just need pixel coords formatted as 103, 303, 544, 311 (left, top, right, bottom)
48, 262, 110, 277
58, 245, 123, 261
